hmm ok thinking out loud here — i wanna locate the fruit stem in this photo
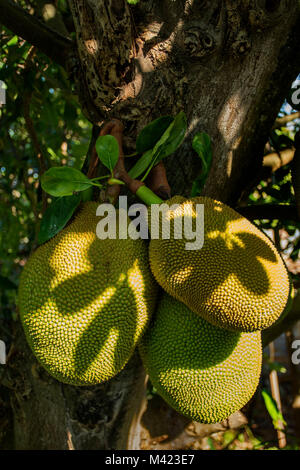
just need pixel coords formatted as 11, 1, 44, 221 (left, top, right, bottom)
108, 178, 126, 186
90, 175, 111, 181
135, 185, 163, 205
146, 161, 171, 200
98, 120, 166, 206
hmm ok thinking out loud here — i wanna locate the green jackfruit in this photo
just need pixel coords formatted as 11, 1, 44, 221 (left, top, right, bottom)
149, 196, 290, 332
139, 293, 262, 423
18, 202, 157, 386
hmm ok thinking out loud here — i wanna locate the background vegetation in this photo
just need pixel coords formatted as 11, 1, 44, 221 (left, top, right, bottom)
1, 0, 300, 450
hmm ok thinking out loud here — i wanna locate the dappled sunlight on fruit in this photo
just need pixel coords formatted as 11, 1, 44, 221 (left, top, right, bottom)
149, 196, 290, 332
18, 202, 158, 386
139, 294, 262, 424
169, 265, 195, 285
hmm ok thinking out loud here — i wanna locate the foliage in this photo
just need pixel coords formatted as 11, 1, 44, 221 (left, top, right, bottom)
0, 25, 91, 304
38, 111, 186, 242
190, 132, 213, 196
95, 135, 119, 175
261, 389, 287, 430
247, 101, 300, 279
38, 194, 81, 245
0, 10, 300, 449
129, 112, 187, 181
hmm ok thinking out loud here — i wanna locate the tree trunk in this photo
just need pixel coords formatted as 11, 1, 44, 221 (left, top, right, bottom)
1, 0, 300, 450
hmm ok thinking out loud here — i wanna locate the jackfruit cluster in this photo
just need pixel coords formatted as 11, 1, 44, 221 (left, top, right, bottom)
17, 193, 289, 425
18, 202, 157, 386
149, 196, 290, 332
139, 195, 290, 423
139, 293, 262, 423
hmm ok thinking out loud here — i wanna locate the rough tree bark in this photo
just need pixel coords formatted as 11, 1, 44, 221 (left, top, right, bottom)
1, 0, 300, 450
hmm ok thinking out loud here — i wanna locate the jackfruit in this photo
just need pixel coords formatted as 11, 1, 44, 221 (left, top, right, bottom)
139, 293, 262, 423
18, 202, 158, 386
149, 196, 290, 332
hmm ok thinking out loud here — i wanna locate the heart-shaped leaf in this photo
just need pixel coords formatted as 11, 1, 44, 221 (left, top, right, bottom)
41, 166, 92, 197
95, 135, 119, 173
38, 194, 81, 245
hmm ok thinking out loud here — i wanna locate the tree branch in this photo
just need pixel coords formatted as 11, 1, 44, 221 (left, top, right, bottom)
37, 0, 70, 38
263, 148, 295, 172
236, 204, 298, 221
0, 0, 73, 67
273, 111, 300, 129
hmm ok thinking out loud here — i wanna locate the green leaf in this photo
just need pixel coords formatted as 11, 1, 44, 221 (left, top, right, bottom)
268, 361, 287, 374
95, 135, 119, 173
80, 186, 93, 202
191, 132, 213, 196
154, 111, 187, 163
261, 389, 287, 430
192, 132, 212, 172
128, 149, 153, 179
142, 111, 187, 180
222, 430, 237, 448
41, 167, 92, 197
207, 437, 216, 450
127, 0, 139, 3
7, 36, 18, 47
136, 116, 173, 154
47, 147, 59, 160
38, 194, 81, 245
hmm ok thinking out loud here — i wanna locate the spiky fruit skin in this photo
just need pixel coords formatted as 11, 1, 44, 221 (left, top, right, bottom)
18, 202, 158, 386
139, 293, 262, 424
149, 196, 290, 332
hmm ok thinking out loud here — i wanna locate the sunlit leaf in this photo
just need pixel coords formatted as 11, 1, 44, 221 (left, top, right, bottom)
95, 135, 119, 173
41, 166, 92, 196
6, 36, 18, 47
261, 389, 287, 430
